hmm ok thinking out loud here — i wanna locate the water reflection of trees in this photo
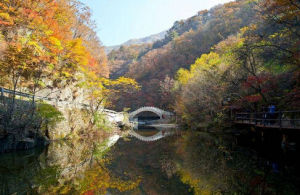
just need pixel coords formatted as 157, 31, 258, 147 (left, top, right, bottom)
173, 132, 233, 194
106, 137, 191, 195
80, 158, 141, 194
36, 139, 141, 195
0, 138, 141, 195
172, 132, 299, 195
1, 132, 298, 194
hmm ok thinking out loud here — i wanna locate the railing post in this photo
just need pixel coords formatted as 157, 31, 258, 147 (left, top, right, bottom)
255, 112, 257, 125
263, 112, 267, 127
292, 111, 295, 128
0, 87, 3, 102
279, 111, 282, 129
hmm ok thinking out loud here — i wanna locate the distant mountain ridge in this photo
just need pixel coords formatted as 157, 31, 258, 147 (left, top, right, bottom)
105, 31, 167, 54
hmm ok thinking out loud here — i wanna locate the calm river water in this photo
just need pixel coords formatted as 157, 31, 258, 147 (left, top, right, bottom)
0, 126, 299, 195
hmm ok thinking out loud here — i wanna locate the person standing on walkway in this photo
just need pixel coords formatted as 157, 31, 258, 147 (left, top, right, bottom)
268, 105, 276, 125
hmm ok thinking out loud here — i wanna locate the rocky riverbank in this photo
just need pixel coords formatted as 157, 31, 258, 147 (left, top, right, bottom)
0, 99, 130, 153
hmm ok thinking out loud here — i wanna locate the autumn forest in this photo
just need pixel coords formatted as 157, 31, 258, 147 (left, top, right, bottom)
109, 0, 299, 127
0, 0, 300, 194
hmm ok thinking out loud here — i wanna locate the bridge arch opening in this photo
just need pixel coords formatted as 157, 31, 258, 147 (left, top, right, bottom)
133, 111, 161, 121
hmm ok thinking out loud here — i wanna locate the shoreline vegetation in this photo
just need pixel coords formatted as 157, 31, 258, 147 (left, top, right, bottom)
0, 0, 139, 153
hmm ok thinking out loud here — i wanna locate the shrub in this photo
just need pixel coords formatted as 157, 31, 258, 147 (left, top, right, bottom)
36, 103, 64, 136
93, 112, 114, 132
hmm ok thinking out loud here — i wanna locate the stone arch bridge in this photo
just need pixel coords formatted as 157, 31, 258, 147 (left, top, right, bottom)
129, 107, 173, 122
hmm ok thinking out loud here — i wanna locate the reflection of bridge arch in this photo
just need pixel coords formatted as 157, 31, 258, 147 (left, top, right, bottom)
129, 107, 173, 120
129, 129, 175, 142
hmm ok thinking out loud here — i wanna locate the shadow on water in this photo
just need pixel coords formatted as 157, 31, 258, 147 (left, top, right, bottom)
0, 147, 44, 195
0, 126, 300, 194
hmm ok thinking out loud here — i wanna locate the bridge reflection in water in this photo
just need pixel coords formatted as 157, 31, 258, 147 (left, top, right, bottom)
129, 124, 179, 142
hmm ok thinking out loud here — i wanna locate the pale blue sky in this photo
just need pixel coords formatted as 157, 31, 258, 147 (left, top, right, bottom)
79, 0, 232, 46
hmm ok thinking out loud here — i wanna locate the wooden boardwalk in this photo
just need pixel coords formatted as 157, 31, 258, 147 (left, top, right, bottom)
234, 111, 300, 130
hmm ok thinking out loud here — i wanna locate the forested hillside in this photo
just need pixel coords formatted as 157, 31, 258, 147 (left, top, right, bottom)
108, 44, 153, 79
108, 0, 258, 110
174, 0, 299, 127
108, 0, 299, 131
0, 0, 138, 107
0, 0, 108, 92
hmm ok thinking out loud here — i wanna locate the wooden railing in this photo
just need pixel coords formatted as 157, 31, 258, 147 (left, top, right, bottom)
234, 110, 300, 130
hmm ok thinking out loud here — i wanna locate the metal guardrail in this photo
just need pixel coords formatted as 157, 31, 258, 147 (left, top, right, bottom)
1, 87, 33, 98
234, 110, 300, 129
0, 87, 56, 102
0, 87, 120, 115
0, 86, 91, 106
